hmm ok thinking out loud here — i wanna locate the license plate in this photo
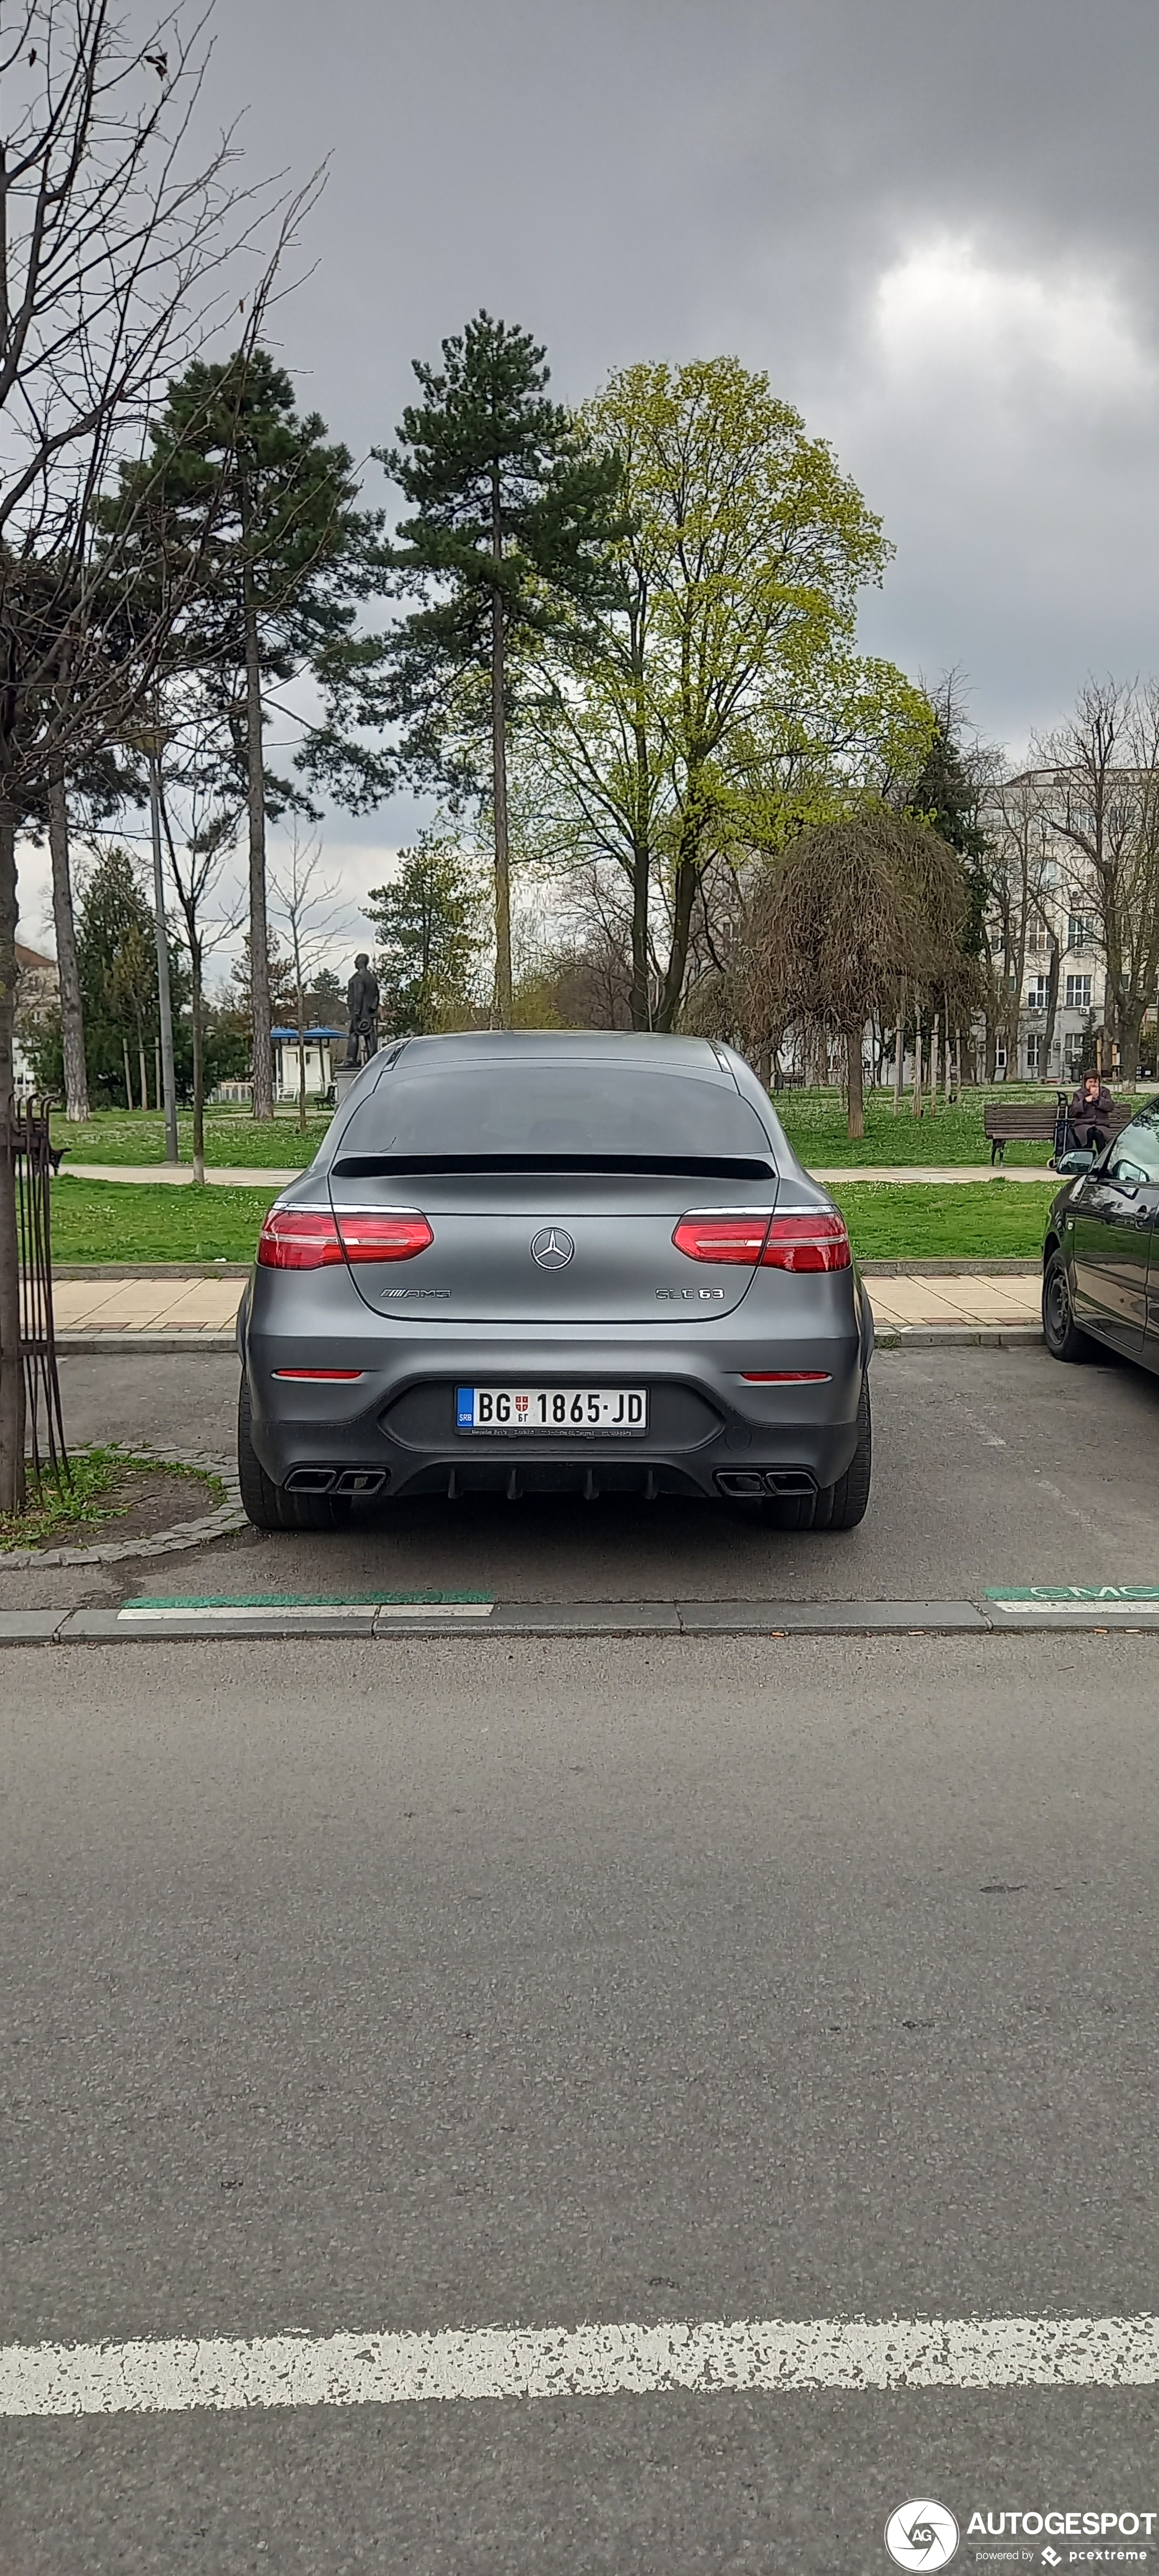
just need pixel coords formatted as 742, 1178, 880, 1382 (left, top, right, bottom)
456, 1385, 648, 1434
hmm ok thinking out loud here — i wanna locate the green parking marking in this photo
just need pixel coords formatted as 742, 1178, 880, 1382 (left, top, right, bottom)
125, 1591, 494, 1609
986, 1586, 1159, 1603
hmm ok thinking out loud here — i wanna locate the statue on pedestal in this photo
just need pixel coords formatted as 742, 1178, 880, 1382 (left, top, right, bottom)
345, 953, 380, 1068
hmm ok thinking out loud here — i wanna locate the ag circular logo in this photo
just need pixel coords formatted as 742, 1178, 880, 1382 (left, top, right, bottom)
885, 2499, 960, 2570
530, 1226, 574, 1270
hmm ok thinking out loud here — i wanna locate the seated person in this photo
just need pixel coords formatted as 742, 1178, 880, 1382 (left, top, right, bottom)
1070, 1070, 1114, 1153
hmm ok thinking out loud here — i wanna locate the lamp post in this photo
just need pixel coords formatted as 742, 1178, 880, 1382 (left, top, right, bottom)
124, 723, 179, 1164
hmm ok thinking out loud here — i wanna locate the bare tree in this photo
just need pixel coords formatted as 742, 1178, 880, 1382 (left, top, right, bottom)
269, 828, 343, 1128
0, 0, 310, 1514
1033, 679, 1159, 1083
156, 709, 243, 1180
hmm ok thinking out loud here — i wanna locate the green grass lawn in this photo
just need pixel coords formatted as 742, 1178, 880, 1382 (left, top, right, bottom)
776, 1087, 1059, 1167
50, 1107, 329, 1168
832, 1180, 1055, 1261
51, 1178, 278, 1264
50, 1089, 1073, 1172
47, 1173, 1056, 1267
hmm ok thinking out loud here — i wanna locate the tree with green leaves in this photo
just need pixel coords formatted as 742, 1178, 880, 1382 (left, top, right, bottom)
526, 359, 932, 1032
743, 810, 968, 1138
381, 313, 625, 1024
103, 347, 386, 1117
365, 832, 482, 1036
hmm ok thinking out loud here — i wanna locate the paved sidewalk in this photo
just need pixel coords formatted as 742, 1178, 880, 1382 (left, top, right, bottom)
63, 1160, 1055, 1189
48, 1270, 1043, 1338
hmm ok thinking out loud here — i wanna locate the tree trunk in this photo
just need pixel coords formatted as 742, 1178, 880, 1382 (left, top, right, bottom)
296, 970, 307, 1132
1119, 1004, 1144, 1084
846, 1028, 865, 1141
656, 795, 705, 1032
629, 829, 651, 1031
122, 1037, 133, 1110
241, 491, 273, 1119
1043, 938, 1060, 1078
912, 1013, 923, 1118
191, 976, 204, 1182
893, 988, 903, 1114
47, 758, 88, 1121
138, 1038, 148, 1113
490, 480, 512, 1029
929, 1014, 939, 1119
0, 795, 26, 1514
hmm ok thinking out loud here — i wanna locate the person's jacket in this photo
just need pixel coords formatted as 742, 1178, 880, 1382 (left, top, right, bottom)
1071, 1082, 1113, 1145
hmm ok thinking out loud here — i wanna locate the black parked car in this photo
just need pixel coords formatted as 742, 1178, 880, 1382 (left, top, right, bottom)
1043, 1097, 1159, 1368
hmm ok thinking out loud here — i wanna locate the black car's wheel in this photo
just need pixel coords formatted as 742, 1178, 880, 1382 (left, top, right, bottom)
762, 1377, 872, 1533
1042, 1250, 1090, 1362
237, 1379, 351, 1531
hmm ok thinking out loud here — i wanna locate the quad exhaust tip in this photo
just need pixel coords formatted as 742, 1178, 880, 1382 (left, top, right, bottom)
715, 1469, 816, 1501
285, 1467, 387, 1497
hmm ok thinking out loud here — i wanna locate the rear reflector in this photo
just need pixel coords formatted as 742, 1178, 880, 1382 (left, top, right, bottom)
258, 1208, 433, 1269
741, 1371, 831, 1382
673, 1210, 851, 1272
273, 1368, 365, 1381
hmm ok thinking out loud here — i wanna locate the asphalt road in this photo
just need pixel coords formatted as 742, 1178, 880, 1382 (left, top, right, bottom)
2, 1631, 1158, 2571
16, 1336, 1159, 1608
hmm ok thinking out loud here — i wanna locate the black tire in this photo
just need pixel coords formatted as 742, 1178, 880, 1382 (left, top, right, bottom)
820, 1375, 872, 1532
1042, 1250, 1090, 1362
236, 1379, 351, 1532
760, 1377, 872, 1533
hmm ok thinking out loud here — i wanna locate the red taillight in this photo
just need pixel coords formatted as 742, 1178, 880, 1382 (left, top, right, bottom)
741, 1371, 831, 1382
672, 1208, 851, 1272
334, 1211, 433, 1262
761, 1213, 851, 1272
258, 1209, 342, 1268
257, 1207, 433, 1269
672, 1214, 771, 1264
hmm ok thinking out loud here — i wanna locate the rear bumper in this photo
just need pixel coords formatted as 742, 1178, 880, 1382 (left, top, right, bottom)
238, 1275, 872, 1504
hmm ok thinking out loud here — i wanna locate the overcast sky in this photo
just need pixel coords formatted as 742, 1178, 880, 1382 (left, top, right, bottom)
21, 0, 1159, 968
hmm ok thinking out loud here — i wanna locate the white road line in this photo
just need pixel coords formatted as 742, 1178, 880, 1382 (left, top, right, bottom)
989, 1602, 1159, 1618
3, 2316, 1158, 2417
115, 1604, 495, 1624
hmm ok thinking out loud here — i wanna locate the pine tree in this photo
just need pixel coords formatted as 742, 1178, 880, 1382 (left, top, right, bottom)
365, 834, 482, 1036
103, 349, 385, 1115
381, 314, 624, 1024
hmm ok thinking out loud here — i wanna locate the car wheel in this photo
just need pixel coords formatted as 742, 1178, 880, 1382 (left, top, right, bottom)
1042, 1251, 1089, 1362
817, 1377, 872, 1533
759, 1379, 872, 1534
236, 1379, 351, 1532
237, 1377, 287, 1530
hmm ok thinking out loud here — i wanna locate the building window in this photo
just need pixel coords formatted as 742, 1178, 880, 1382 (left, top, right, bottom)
1064, 1032, 1085, 1073
1068, 914, 1095, 951
1065, 974, 1092, 1010
1026, 1032, 1043, 1073
1026, 976, 1049, 1012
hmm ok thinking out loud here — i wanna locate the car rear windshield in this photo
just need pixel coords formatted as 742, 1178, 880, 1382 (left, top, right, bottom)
336, 1063, 774, 1161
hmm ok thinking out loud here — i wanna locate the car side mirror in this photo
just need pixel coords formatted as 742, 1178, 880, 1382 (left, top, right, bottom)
1055, 1148, 1094, 1174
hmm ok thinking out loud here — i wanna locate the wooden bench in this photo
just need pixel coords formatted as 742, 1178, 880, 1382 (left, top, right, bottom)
983, 1098, 1133, 1163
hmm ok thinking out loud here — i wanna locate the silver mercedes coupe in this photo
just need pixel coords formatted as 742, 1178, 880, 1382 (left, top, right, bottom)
235, 1031, 873, 1532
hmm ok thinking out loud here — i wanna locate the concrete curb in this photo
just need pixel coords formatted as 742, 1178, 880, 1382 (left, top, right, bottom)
55, 1326, 1044, 1359
0, 1446, 246, 1568
3, 1596, 1158, 1644
57, 1332, 238, 1356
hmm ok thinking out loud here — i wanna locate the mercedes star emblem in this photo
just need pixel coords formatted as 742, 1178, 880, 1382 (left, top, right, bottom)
531, 1226, 575, 1270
